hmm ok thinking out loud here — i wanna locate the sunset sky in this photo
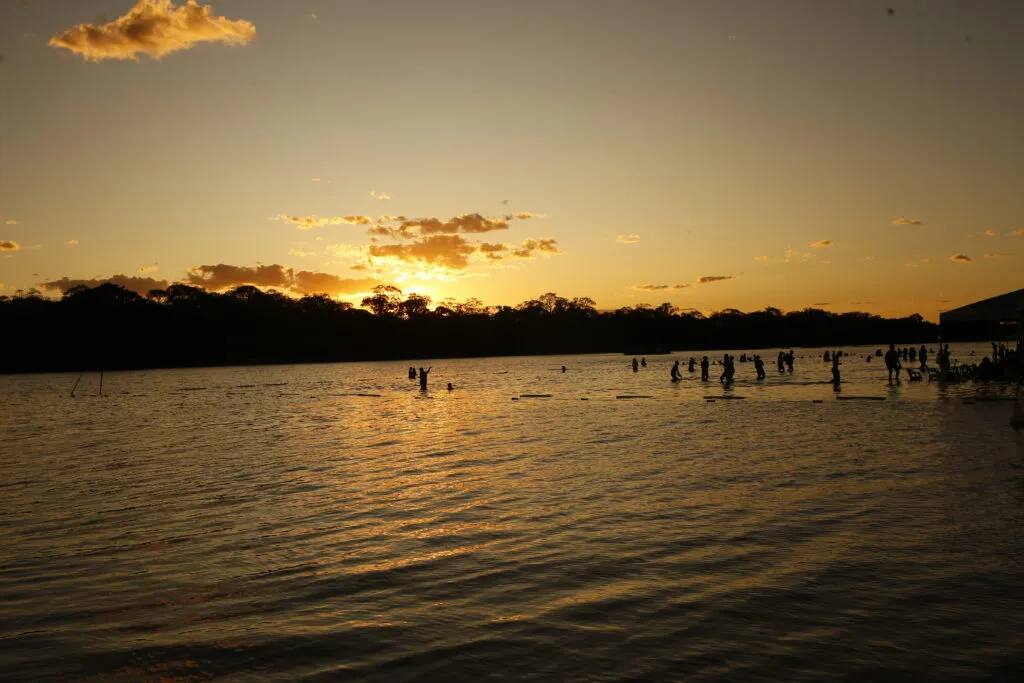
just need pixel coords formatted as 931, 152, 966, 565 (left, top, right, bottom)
1, 0, 1021, 320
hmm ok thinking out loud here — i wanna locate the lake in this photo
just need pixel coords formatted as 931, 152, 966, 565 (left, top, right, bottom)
2, 343, 1022, 681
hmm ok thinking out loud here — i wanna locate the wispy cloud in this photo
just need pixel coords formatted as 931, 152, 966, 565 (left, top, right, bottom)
754, 255, 770, 262
983, 253, 1009, 259
510, 212, 546, 220
949, 253, 973, 263
369, 190, 391, 200
984, 229, 996, 237
49, 0, 256, 62
809, 239, 833, 248
139, 265, 158, 273
396, 213, 510, 236
920, 258, 932, 264
289, 249, 316, 257
1011, 229, 1024, 236
893, 218, 923, 225
632, 284, 690, 291
0, 240, 20, 251
273, 214, 372, 229
697, 275, 735, 284
904, 263, 919, 268
66, 239, 78, 246
617, 234, 641, 244
3, 219, 19, 225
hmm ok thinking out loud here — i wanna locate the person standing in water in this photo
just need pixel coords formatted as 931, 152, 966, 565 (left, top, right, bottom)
884, 344, 901, 383
408, 366, 417, 380
919, 344, 928, 371
671, 360, 682, 382
754, 354, 766, 380
632, 358, 639, 372
641, 357, 647, 368
785, 350, 795, 373
419, 366, 432, 390
700, 356, 710, 381
831, 352, 841, 390
777, 352, 786, 373
688, 357, 696, 372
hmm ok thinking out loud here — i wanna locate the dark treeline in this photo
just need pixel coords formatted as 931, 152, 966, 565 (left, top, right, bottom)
0, 282, 988, 374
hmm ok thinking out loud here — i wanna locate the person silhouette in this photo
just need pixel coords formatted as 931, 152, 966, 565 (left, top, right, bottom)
561, 365, 567, 373
884, 344, 901, 383
641, 357, 647, 368
919, 344, 928, 371
632, 358, 639, 372
671, 360, 682, 382
700, 356, 710, 381
408, 366, 417, 379
419, 366, 432, 390
754, 354, 766, 380
447, 382, 454, 391
785, 350, 795, 373
777, 352, 786, 373
688, 357, 696, 372
831, 353, 841, 389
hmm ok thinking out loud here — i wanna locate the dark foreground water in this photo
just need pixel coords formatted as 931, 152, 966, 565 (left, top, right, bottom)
2, 344, 1022, 682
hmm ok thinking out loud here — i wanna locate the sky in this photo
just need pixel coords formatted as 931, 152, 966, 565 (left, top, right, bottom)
1, 0, 1022, 320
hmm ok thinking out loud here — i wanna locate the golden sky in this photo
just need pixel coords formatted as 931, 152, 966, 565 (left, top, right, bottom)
1, 0, 1021, 320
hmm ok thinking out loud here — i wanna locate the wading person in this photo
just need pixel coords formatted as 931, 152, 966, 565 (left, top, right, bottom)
419, 366, 432, 390
884, 344, 901, 383
700, 356, 710, 381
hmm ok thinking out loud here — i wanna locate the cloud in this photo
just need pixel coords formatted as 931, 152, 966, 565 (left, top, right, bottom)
1011, 229, 1024, 236
809, 239, 833, 248
632, 284, 690, 291
509, 238, 562, 259
904, 263, 919, 268
697, 275, 735, 284
0, 240, 20, 251
893, 218, 923, 225
920, 258, 932, 264
185, 263, 378, 296
3, 219, 19, 225
984, 229, 996, 237
369, 235, 479, 270
617, 234, 641, 244
754, 255, 770, 262
783, 248, 799, 263
39, 274, 169, 295
511, 212, 546, 220
289, 249, 316, 257
812, 302, 831, 306
949, 253, 973, 263
139, 265, 159, 273
369, 190, 391, 200
66, 239, 78, 245
48, 0, 256, 62
983, 253, 1009, 259
397, 213, 510, 236
274, 214, 372, 229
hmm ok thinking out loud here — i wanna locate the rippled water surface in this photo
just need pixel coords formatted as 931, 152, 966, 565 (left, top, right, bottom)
2, 345, 1023, 682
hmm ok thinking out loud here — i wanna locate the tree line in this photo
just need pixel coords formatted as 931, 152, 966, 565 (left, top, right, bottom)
0, 282, 993, 374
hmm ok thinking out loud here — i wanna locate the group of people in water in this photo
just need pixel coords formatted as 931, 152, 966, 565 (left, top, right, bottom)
634, 341, 1017, 389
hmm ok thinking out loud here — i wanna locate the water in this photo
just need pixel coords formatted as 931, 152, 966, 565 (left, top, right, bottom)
2, 344, 1022, 681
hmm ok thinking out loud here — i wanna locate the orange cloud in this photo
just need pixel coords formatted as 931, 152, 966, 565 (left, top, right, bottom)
983, 253, 1009, 259
511, 212, 546, 220
617, 234, 641, 244
3, 219, 19, 225
949, 253, 973, 263
369, 190, 391, 200
809, 240, 833, 248
48, 0, 256, 62
984, 230, 997, 236
369, 235, 478, 270
1011, 229, 1024, 236
139, 265, 159, 273
697, 275, 735, 284
39, 274, 169, 295
893, 218, 923, 225
66, 239, 79, 245
0, 240, 20, 251
754, 256, 770, 262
